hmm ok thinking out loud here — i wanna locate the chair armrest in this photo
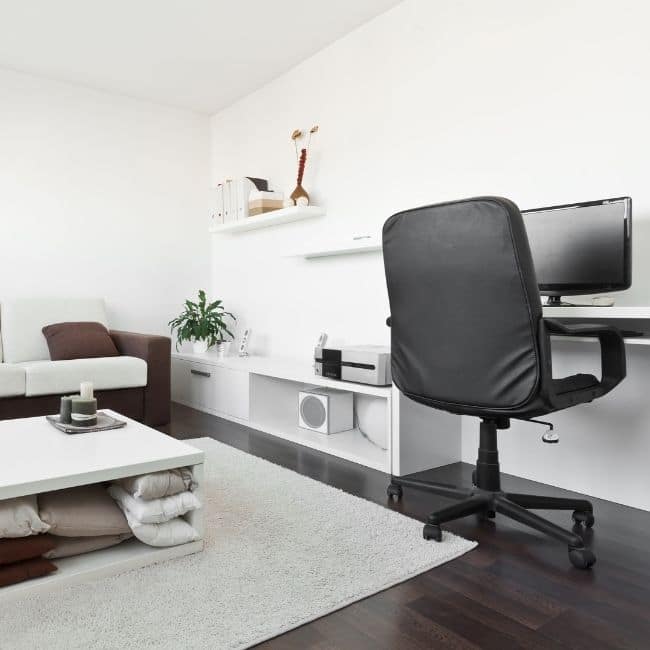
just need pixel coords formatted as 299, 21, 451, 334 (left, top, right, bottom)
544, 318, 626, 393
110, 330, 171, 426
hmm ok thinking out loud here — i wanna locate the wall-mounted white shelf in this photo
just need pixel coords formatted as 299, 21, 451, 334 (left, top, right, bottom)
209, 206, 324, 234
290, 237, 382, 259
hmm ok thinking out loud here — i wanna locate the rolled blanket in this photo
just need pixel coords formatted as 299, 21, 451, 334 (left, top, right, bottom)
120, 511, 199, 548
107, 485, 200, 525
115, 468, 195, 500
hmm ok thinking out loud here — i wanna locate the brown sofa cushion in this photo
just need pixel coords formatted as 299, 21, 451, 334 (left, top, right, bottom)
42, 322, 119, 361
0, 557, 57, 587
0, 535, 56, 565
39, 484, 131, 537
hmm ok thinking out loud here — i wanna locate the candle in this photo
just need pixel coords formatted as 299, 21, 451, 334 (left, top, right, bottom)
59, 396, 73, 424
71, 396, 98, 427
80, 382, 94, 400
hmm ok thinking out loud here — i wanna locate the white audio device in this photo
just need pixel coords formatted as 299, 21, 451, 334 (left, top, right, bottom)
238, 329, 251, 357
298, 388, 353, 435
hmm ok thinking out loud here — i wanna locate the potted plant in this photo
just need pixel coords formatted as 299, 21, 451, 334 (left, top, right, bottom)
168, 290, 235, 356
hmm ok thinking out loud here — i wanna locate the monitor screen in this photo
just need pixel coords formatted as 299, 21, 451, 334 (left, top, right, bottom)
521, 197, 632, 296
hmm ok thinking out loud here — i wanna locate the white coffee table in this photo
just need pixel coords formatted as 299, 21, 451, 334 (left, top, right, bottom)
0, 409, 205, 602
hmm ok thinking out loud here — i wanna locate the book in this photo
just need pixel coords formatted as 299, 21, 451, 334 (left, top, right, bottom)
223, 179, 234, 222
211, 184, 224, 225
235, 177, 258, 220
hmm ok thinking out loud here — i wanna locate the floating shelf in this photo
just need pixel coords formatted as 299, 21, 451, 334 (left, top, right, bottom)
289, 237, 382, 259
209, 206, 324, 234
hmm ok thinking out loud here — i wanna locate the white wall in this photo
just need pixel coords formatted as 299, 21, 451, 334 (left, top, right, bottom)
0, 69, 210, 336
210, 0, 650, 508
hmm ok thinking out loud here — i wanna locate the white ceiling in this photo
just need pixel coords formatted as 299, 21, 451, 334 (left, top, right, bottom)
0, 0, 402, 114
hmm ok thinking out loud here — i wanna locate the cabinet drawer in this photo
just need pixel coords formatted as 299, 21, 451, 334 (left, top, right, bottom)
171, 358, 249, 421
189, 362, 216, 412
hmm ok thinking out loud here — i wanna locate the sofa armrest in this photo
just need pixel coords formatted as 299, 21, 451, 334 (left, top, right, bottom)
110, 330, 171, 426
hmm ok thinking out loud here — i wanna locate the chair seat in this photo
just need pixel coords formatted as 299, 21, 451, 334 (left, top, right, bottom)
552, 373, 599, 395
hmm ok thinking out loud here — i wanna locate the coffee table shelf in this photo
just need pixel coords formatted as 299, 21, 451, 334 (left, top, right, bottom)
0, 410, 205, 603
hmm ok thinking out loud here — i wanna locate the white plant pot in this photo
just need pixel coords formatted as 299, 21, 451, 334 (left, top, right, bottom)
192, 339, 209, 354
216, 341, 231, 358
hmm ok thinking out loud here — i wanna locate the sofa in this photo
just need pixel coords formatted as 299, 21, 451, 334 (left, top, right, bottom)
0, 299, 170, 426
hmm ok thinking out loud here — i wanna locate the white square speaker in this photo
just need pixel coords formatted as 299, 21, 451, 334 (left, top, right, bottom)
298, 388, 353, 434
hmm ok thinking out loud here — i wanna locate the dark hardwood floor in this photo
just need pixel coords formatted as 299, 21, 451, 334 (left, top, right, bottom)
159, 402, 650, 649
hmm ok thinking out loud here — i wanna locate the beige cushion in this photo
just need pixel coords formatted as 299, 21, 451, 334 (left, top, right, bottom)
44, 534, 133, 559
0, 298, 108, 363
39, 484, 131, 537
0, 363, 26, 397
0, 495, 50, 538
17, 356, 147, 397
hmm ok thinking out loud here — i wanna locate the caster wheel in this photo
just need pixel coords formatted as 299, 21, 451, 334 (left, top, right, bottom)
569, 547, 596, 569
572, 510, 595, 528
423, 523, 442, 542
387, 484, 403, 501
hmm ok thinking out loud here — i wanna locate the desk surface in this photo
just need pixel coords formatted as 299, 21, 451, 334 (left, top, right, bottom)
542, 305, 650, 346
542, 306, 650, 319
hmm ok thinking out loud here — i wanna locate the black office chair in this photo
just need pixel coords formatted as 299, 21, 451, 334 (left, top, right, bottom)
382, 197, 626, 569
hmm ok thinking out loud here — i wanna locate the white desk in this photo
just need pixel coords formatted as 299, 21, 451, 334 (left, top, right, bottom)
542, 306, 650, 345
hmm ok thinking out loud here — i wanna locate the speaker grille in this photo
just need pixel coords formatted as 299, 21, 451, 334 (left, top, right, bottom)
300, 395, 326, 429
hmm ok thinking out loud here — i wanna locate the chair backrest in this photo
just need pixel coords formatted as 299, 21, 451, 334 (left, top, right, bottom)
383, 197, 543, 413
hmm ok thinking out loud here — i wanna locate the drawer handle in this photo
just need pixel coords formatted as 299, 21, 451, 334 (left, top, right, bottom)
190, 369, 211, 378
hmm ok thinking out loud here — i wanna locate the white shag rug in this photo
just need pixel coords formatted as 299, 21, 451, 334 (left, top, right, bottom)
0, 438, 476, 649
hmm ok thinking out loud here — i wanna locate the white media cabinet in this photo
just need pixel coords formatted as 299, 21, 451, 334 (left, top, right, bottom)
171, 353, 461, 476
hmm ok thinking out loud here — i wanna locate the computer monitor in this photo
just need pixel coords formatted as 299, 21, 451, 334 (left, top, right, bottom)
521, 197, 632, 306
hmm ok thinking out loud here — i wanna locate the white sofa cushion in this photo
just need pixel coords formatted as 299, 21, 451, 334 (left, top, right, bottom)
0, 298, 109, 363
16, 356, 147, 397
0, 364, 26, 398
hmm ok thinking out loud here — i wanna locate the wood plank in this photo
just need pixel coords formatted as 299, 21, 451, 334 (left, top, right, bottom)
162, 403, 650, 650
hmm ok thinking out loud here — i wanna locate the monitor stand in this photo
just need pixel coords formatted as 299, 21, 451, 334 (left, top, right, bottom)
545, 296, 577, 307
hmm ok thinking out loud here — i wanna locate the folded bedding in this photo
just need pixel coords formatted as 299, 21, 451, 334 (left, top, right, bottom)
0, 495, 50, 538
44, 533, 133, 559
39, 484, 131, 537
120, 511, 199, 547
0, 557, 57, 587
0, 535, 56, 565
107, 485, 200, 524
116, 468, 194, 500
